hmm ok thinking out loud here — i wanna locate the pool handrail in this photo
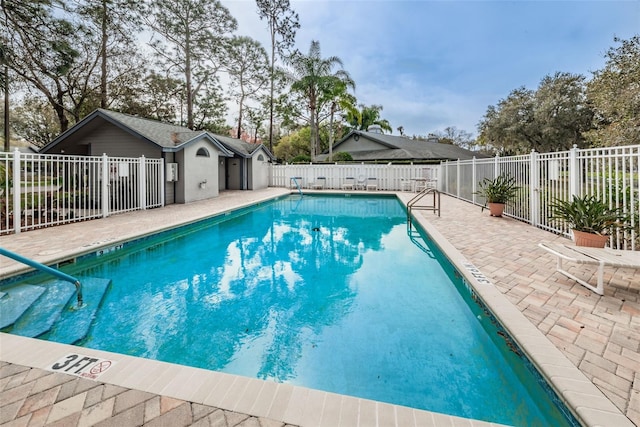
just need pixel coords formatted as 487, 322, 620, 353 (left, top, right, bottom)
0, 247, 83, 307
291, 177, 303, 196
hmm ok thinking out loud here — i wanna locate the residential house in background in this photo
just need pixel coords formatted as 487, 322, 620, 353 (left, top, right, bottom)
39, 109, 275, 204
319, 127, 486, 162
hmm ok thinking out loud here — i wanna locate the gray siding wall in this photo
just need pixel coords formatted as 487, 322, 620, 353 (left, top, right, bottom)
337, 137, 384, 153
88, 125, 161, 158
164, 152, 176, 205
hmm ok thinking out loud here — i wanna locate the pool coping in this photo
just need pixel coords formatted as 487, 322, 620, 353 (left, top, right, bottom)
0, 189, 634, 426
402, 192, 634, 427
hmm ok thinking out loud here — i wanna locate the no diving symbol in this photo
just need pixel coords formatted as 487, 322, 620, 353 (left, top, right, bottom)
49, 354, 116, 380
90, 360, 112, 375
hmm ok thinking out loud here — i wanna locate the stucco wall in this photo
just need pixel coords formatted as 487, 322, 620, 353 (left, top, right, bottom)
180, 141, 220, 202
248, 150, 270, 190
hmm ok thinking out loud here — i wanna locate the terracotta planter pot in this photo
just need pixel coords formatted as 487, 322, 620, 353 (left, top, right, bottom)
488, 202, 505, 217
572, 230, 609, 248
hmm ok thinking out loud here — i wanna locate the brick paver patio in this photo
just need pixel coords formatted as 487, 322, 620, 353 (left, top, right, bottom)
1, 188, 638, 426
410, 195, 640, 426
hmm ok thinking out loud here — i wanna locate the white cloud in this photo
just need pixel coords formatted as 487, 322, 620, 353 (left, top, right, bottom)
221, 0, 640, 140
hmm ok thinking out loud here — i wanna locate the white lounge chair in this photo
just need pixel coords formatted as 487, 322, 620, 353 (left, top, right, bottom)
366, 177, 378, 191
538, 242, 640, 295
311, 177, 326, 190
342, 177, 355, 190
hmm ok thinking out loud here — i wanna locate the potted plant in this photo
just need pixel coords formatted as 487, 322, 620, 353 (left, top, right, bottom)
550, 194, 626, 247
475, 174, 520, 217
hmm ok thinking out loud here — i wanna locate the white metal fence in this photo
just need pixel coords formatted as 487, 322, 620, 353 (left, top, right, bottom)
1, 151, 164, 235
442, 145, 640, 250
3, 147, 638, 250
270, 163, 439, 191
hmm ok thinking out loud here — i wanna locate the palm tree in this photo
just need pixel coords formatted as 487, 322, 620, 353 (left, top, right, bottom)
345, 104, 392, 133
286, 40, 352, 160
320, 77, 356, 161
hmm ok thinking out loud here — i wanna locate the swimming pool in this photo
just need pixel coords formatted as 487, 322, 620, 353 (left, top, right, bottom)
4, 194, 577, 426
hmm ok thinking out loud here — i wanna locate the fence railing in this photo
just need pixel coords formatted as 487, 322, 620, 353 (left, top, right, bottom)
270, 163, 439, 191
1, 151, 164, 235
442, 145, 640, 250
3, 147, 637, 250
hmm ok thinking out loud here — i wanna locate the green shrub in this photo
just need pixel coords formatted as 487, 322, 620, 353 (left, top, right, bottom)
332, 152, 353, 162
291, 155, 311, 163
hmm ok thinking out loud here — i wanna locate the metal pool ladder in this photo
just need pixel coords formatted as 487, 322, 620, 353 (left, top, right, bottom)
407, 188, 440, 227
291, 177, 303, 196
0, 247, 83, 307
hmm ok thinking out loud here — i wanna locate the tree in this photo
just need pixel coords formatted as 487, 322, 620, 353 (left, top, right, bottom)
478, 73, 593, 154
118, 71, 183, 122
533, 72, 592, 150
435, 126, 474, 149
11, 95, 60, 147
74, 0, 143, 109
146, 0, 237, 130
286, 40, 352, 160
274, 127, 311, 161
345, 104, 392, 133
319, 77, 355, 161
192, 83, 229, 134
225, 36, 270, 139
2, 0, 81, 133
586, 36, 640, 146
3, 0, 146, 138
256, 0, 299, 151
244, 104, 268, 143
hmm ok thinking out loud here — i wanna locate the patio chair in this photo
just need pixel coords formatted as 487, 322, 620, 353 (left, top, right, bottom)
356, 175, 367, 190
414, 178, 427, 192
400, 178, 412, 192
342, 177, 355, 190
538, 242, 640, 295
311, 177, 326, 190
366, 177, 378, 191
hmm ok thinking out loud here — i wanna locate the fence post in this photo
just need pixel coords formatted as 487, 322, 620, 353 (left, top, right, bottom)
494, 153, 500, 177
471, 157, 477, 205
160, 159, 166, 207
456, 159, 461, 198
529, 150, 539, 226
139, 156, 147, 210
101, 154, 109, 218
569, 145, 579, 197
12, 149, 21, 234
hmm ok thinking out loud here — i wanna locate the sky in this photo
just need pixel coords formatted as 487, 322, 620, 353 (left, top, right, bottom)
221, 0, 639, 138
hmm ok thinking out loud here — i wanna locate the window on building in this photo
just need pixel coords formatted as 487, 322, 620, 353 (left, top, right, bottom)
196, 148, 210, 157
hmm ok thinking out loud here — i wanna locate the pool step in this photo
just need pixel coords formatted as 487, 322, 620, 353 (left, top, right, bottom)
45, 277, 112, 345
9, 280, 78, 338
0, 285, 46, 329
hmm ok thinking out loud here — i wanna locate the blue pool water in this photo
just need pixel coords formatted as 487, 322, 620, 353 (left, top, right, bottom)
11, 195, 575, 426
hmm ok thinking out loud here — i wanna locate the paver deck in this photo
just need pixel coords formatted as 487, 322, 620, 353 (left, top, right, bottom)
1, 188, 638, 426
